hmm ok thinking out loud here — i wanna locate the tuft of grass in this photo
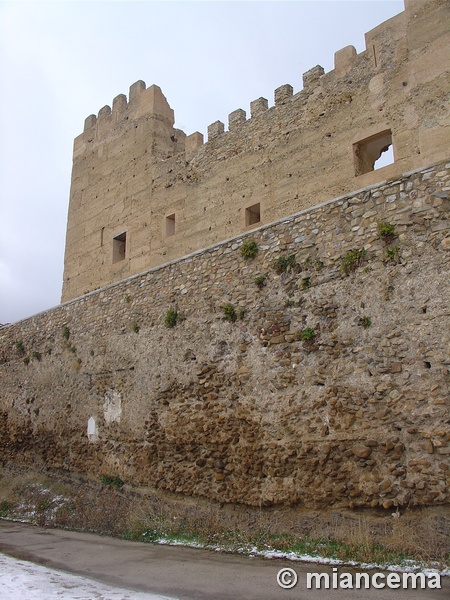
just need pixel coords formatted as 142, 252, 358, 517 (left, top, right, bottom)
222, 304, 237, 322
165, 309, 178, 328
0, 500, 12, 517
341, 248, 367, 275
301, 277, 311, 290
240, 240, 259, 260
101, 475, 124, 489
314, 259, 325, 271
273, 254, 297, 274
254, 274, 267, 289
300, 327, 316, 341
62, 326, 70, 340
385, 246, 399, 263
15, 341, 26, 356
377, 221, 398, 242
132, 322, 140, 334
359, 316, 372, 329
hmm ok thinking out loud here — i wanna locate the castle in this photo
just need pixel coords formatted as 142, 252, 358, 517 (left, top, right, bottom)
62, 0, 449, 302
0, 0, 449, 515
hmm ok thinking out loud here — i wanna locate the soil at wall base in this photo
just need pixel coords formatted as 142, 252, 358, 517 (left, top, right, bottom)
1, 464, 449, 564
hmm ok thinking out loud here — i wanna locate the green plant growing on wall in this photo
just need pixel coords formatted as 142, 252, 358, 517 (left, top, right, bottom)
359, 316, 372, 329
315, 259, 325, 271
15, 341, 25, 356
385, 246, 399, 263
301, 277, 311, 290
23, 356, 30, 365
132, 322, 140, 334
165, 308, 178, 328
32, 351, 42, 362
240, 240, 259, 259
125, 294, 131, 304
300, 327, 316, 341
62, 326, 70, 340
254, 274, 267, 289
273, 254, 296, 274
377, 221, 398, 242
222, 304, 237, 322
341, 248, 367, 274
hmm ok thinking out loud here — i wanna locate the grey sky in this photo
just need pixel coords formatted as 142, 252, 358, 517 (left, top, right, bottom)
0, 0, 404, 324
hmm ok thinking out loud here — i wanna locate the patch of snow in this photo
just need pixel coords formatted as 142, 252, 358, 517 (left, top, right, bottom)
0, 553, 177, 599
149, 536, 450, 577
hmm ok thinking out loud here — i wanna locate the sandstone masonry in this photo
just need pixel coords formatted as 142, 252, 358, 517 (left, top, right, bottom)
62, 0, 450, 302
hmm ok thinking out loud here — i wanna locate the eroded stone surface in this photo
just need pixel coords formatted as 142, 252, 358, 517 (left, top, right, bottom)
1, 162, 449, 510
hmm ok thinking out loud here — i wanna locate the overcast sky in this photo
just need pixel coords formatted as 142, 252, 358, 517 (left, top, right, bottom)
0, 0, 404, 324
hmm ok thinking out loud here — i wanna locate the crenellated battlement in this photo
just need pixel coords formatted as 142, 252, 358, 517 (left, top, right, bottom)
76, 81, 178, 155
63, 0, 450, 303
73, 0, 440, 152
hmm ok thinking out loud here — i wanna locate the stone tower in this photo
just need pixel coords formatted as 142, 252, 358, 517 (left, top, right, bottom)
62, 0, 450, 302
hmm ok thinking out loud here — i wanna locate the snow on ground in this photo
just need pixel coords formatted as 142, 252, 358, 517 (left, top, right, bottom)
0, 553, 177, 600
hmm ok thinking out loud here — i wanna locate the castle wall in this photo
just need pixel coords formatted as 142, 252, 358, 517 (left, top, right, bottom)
61, 0, 450, 302
2, 160, 449, 510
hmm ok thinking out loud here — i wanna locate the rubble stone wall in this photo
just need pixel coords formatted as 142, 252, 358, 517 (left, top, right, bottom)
1, 160, 449, 509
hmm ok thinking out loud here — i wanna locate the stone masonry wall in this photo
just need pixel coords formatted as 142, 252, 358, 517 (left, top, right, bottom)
1, 161, 449, 509
61, 0, 450, 302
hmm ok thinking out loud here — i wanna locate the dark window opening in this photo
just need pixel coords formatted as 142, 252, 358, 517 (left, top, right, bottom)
245, 203, 261, 226
112, 232, 126, 263
165, 214, 176, 237
353, 130, 394, 176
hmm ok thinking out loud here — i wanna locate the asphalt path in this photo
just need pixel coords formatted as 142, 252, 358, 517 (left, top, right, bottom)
0, 521, 448, 599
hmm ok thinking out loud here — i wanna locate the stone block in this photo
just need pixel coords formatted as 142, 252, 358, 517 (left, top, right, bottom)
185, 132, 204, 154
250, 97, 268, 118
334, 45, 357, 75
207, 120, 224, 140
274, 84, 293, 106
302, 65, 325, 88
228, 109, 246, 131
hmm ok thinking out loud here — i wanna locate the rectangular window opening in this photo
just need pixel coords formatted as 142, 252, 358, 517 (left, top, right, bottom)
245, 203, 261, 226
112, 231, 126, 263
165, 213, 176, 237
353, 130, 394, 176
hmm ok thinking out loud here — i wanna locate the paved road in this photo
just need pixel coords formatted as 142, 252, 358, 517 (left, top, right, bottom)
0, 521, 448, 599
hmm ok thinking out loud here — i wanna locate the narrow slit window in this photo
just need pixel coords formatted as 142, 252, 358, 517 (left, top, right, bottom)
112, 232, 126, 263
245, 203, 261, 226
353, 130, 394, 176
165, 213, 176, 237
